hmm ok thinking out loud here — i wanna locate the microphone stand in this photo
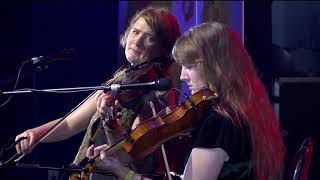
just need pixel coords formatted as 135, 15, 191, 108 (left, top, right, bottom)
0, 79, 170, 175
14, 163, 166, 180
14, 163, 116, 178
5, 163, 117, 179
0, 79, 164, 168
1, 85, 110, 95
0, 85, 108, 168
1, 77, 168, 95
0, 65, 128, 171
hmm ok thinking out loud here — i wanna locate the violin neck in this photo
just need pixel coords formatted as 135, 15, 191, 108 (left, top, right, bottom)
108, 141, 124, 155
95, 140, 125, 163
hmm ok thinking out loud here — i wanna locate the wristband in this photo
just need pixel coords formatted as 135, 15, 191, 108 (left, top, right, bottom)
124, 170, 134, 180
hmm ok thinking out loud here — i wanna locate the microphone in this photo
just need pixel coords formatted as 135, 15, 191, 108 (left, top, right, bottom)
28, 48, 76, 64
106, 78, 171, 91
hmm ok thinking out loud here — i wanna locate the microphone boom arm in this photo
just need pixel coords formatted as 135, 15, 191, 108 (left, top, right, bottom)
0, 78, 170, 168
1, 78, 171, 95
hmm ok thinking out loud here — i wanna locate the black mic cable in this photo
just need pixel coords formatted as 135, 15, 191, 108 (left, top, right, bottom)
0, 48, 76, 108
170, 88, 197, 109
0, 60, 29, 108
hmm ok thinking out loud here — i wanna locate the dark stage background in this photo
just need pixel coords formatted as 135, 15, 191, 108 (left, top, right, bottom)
0, 1, 320, 180
0, 1, 119, 179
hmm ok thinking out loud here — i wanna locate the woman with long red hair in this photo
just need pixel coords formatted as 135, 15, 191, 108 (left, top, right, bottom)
87, 22, 285, 180
171, 22, 285, 180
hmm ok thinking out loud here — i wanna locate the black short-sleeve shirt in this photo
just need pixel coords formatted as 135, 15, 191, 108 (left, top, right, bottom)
190, 109, 253, 180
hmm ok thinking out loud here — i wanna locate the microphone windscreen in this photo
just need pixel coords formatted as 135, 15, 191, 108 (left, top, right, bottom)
157, 78, 171, 91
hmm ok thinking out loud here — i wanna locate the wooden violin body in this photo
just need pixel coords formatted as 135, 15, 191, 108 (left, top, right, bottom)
121, 88, 217, 160
69, 60, 171, 179
73, 89, 217, 179
112, 60, 169, 107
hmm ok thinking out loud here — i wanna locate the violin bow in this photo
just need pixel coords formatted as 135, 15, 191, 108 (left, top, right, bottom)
8, 65, 127, 165
149, 101, 173, 180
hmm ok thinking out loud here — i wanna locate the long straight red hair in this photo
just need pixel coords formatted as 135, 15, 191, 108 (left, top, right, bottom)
172, 22, 285, 180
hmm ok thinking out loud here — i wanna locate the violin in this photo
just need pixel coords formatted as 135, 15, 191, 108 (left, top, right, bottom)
69, 59, 172, 179
121, 88, 217, 159
73, 88, 218, 179
115, 59, 170, 108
